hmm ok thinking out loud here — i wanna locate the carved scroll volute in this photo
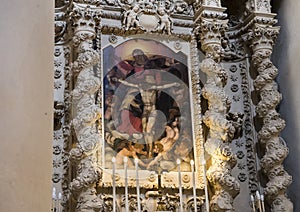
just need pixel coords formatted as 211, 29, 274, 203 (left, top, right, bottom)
69, 3, 104, 211
194, 4, 240, 212
244, 14, 293, 212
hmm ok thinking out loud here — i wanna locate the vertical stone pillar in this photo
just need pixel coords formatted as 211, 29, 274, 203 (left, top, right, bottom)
193, 1, 240, 211
69, 3, 103, 211
244, 5, 293, 211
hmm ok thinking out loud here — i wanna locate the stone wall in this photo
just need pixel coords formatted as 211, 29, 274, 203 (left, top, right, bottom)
0, 0, 53, 211
273, 0, 300, 211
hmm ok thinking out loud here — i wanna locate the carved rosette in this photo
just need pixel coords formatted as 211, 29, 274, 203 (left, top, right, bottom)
69, 3, 103, 211
195, 5, 240, 211
245, 21, 293, 211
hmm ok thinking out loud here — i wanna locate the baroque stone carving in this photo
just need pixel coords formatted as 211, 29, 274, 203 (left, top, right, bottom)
55, 0, 72, 44
53, 44, 71, 210
239, 62, 259, 192
116, 0, 192, 34
52, 0, 295, 211
190, 35, 206, 188
201, 48, 236, 209
69, 3, 104, 211
54, 101, 65, 131
244, 14, 293, 211
195, 4, 240, 211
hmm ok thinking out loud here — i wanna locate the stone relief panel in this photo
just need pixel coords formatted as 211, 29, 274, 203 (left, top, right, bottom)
118, 0, 193, 33
222, 60, 262, 209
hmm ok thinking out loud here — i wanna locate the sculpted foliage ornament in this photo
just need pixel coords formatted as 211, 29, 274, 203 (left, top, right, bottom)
245, 15, 293, 212
116, 0, 192, 34
195, 3, 240, 211
200, 57, 240, 211
68, 3, 104, 211
196, 17, 228, 61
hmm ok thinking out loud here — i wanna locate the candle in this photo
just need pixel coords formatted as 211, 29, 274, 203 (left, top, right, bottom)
135, 158, 141, 212
250, 195, 255, 212
261, 194, 265, 212
52, 187, 56, 212
202, 159, 209, 212
52, 187, 57, 199
124, 157, 129, 212
177, 159, 183, 212
256, 191, 262, 212
190, 160, 197, 212
57, 193, 62, 212
112, 157, 116, 212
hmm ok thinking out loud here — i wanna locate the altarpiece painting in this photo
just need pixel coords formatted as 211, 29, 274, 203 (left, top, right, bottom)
100, 37, 200, 190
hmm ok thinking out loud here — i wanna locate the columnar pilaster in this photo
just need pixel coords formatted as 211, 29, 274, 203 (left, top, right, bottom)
69, 3, 103, 211
190, 35, 206, 190
244, 13, 293, 211
194, 2, 240, 211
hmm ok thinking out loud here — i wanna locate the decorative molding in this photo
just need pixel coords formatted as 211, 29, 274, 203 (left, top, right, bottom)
101, 25, 192, 41
195, 5, 240, 211
190, 35, 205, 189
239, 62, 259, 193
68, 3, 103, 211
244, 13, 293, 211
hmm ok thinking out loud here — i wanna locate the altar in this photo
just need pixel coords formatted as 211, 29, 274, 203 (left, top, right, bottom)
53, 0, 293, 211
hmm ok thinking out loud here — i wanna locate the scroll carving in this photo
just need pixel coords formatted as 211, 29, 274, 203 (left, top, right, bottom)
195, 4, 240, 211
244, 18, 293, 211
69, 3, 103, 211
116, 0, 192, 34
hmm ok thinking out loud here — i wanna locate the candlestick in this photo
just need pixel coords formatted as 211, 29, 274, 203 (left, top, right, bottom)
190, 160, 197, 212
256, 191, 262, 212
250, 195, 256, 212
112, 157, 116, 212
261, 194, 265, 212
202, 159, 209, 212
177, 159, 183, 212
124, 157, 129, 212
135, 158, 141, 212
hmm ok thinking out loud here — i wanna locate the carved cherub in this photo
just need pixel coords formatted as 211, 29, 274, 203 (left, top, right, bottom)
122, 4, 142, 30
155, 8, 172, 34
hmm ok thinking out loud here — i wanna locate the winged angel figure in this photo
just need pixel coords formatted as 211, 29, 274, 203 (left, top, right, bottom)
117, 0, 145, 30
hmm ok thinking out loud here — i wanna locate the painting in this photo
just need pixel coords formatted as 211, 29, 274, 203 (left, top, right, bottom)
102, 38, 194, 173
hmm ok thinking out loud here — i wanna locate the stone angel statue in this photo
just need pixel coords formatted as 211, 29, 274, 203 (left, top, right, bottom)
117, 0, 144, 30
155, 8, 172, 34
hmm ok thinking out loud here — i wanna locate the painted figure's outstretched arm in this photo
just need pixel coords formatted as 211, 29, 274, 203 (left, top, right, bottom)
118, 79, 139, 88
